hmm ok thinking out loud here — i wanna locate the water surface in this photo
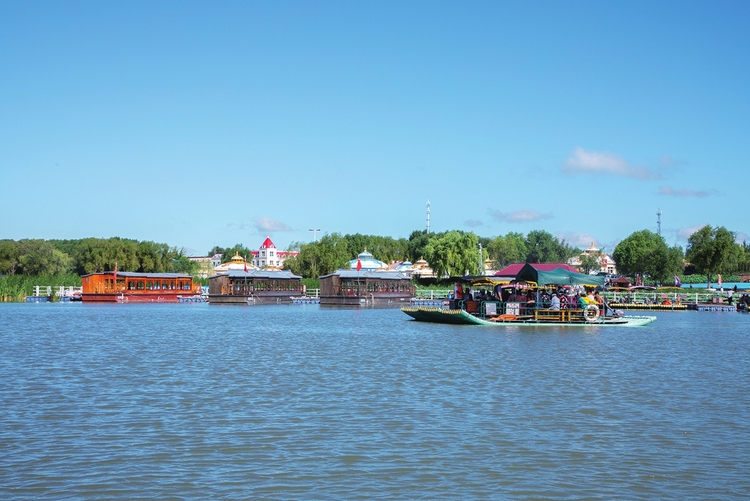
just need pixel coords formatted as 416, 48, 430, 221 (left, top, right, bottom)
1, 303, 749, 499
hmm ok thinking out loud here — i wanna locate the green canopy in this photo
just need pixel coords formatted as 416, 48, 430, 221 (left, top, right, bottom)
515, 263, 605, 287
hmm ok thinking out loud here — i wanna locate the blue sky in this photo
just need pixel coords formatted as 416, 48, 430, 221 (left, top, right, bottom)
2, 1, 748, 257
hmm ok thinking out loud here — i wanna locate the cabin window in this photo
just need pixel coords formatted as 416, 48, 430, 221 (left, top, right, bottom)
161, 281, 168, 290
146, 281, 153, 290
136, 281, 145, 290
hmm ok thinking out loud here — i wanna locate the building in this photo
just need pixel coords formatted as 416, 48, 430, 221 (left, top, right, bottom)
213, 252, 257, 275
567, 242, 617, 275
349, 249, 388, 271
251, 237, 299, 269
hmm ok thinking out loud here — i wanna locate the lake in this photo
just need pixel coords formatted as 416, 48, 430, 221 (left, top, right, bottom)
1, 303, 749, 499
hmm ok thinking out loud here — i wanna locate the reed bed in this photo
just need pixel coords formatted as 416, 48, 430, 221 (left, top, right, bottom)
0, 274, 82, 302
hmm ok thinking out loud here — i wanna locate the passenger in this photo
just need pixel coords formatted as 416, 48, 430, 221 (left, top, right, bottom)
577, 293, 587, 310
454, 282, 463, 300
550, 293, 561, 310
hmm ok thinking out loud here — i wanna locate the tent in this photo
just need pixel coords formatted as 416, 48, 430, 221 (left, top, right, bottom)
514, 263, 605, 287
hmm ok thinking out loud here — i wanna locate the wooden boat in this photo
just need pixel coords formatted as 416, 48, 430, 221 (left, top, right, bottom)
402, 305, 656, 327
401, 263, 656, 327
208, 269, 304, 304
81, 271, 201, 302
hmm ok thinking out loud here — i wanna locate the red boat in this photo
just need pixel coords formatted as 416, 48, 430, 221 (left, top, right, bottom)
81, 271, 201, 302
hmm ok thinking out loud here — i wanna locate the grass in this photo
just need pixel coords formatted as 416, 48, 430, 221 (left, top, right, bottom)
0, 274, 82, 302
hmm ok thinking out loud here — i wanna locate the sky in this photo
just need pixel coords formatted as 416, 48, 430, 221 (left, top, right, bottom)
1, 1, 748, 257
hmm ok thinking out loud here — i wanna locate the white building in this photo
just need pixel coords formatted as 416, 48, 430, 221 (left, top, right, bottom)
567, 242, 617, 275
251, 237, 299, 269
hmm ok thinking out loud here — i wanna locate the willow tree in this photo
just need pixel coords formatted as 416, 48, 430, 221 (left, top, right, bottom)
423, 231, 479, 278
686, 225, 741, 286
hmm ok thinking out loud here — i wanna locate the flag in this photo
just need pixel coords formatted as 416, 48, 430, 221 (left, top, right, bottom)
244, 256, 249, 273
114, 262, 117, 282
674, 275, 681, 287
718, 274, 722, 287
636, 274, 642, 286
356, 258, 362, 271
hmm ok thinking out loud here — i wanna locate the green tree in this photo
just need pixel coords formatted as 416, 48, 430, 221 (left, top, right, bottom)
17, 239, 72, 275
286, 233, 351, 278
487, 232, 528, 266
578, 254, 600, 275
686, 225, 741, 286
423, 231, 479, 278
613, 230, 682, 284
0, 240, 20, 275
525, 230, 575, 263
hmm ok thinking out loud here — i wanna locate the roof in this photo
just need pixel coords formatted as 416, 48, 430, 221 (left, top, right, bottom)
514, 263, 605, 287
349, 250, 387, 270
210, 269, 301, 280
81, 272, 193, 279
259, 237, 276, 250
320, 269, 412, 280
494, 263, 580, 276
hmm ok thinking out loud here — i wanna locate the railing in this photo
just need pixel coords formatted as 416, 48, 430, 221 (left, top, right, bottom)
602, 290, 739, 306
32, 286, 82, 298
305, 288, 320, 298
414, 289, 452, 300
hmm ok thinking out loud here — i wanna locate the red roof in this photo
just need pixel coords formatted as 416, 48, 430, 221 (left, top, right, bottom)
260, 237, 276, 250
494, 263, 580, 276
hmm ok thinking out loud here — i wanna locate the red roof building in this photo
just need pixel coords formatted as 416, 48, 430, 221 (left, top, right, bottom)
251, 237, 299, 269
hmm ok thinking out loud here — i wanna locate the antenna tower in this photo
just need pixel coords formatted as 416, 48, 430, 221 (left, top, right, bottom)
426, 199, 431, 234
657, 208, 662, 236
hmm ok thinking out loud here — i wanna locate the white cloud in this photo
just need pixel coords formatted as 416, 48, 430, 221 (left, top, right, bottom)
465, 219, 483, 228
253, 217, 293, 233
736, 232, 749, 244
659, 186, 717, 198
556, 232, 598, 249
563, 147, 659, 179
676, 224, 708, 241
487, 209, 552, 223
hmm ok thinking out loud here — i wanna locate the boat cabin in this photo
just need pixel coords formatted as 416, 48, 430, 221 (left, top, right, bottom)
208, 269, 304, 304
319, 269, 415, 306
81, 271, 199, 302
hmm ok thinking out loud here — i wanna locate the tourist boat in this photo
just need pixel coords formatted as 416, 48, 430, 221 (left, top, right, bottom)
207, 269, 304, 304
401, 264, 656, 327
319, 269, 415, 306
81, 271, 201, 302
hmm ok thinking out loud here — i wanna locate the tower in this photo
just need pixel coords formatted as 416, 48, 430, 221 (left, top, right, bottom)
657, 208, 662, 236
426, 199, 431, 234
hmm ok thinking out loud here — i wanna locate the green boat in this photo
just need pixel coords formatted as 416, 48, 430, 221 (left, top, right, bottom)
401, 306, 657, 327
402, 264, 656, 327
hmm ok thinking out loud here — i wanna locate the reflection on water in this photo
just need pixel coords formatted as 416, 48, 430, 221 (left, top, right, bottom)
1, 303, 749, 499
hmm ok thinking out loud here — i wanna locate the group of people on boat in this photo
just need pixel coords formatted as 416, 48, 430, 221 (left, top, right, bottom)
453, 282, 614, 317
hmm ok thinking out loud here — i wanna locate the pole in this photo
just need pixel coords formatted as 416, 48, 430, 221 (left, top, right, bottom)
309, 229, 320, 242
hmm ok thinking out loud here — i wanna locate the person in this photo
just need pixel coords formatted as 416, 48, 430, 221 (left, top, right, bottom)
594, 291, 604, 314
494, 283, 503, 301
454, 282, 463, 300
577, 293, 587, 310
550, 293, 561, 310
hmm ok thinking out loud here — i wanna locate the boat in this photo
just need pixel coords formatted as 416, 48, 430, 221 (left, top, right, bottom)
207, 269, 304, 304
81, 271, 201, 302
401, 263, 656, 327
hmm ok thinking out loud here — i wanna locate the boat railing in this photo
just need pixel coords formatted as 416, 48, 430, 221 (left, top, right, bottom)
414, 289, 452, 300
602, 290, 737, 306
455, 298, 604, 322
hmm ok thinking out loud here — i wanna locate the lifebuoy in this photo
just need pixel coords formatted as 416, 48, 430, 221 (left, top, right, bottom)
585, 304, 600, 323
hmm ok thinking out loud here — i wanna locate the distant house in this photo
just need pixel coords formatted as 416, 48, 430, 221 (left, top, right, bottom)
213, 252, 257, 275
567, 242, 617, 275
349, 249, 388, 271
251, 237, 299, 269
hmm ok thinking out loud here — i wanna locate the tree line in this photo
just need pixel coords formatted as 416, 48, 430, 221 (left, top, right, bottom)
2, 225, 747, 284
0, 238, 196, 276
612, 225, 750, 285
281, 230, 580, 279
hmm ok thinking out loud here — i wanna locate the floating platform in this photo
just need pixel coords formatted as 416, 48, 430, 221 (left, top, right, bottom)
687, 304, 736, 312
178, 296, 207, 303
292, 297, 320, 304
609, 303, 687, 311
